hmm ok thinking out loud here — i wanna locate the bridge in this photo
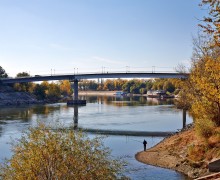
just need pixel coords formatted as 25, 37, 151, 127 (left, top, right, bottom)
0, 71, 188, 104
0, 72, 188, 84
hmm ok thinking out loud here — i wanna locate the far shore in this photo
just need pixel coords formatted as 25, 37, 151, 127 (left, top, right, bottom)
79, 90, 147, 96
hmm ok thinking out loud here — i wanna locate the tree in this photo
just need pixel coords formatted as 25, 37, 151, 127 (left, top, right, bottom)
189, 56, 220, 127
103, 79, 114, 91
177, 33, 220, 140
33, 84, 46, 100
59, 80, 73, 97
16, 72, 30, 77
146, 80, 153, 91
163, 81, 175, 93
0, 66, 8, 78
122, 80, 136, 93
199, 0, 220, 46
46, 83, 61, 101
0, 123, 124, 179
14, 72, 33, 92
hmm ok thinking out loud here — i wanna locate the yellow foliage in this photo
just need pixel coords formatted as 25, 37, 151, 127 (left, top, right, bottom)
189, 56, 220, 127
0, 123, 124, 179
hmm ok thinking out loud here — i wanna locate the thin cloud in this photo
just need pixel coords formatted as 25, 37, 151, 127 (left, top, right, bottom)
92, 56, 123, 65
49, 43, 73, 51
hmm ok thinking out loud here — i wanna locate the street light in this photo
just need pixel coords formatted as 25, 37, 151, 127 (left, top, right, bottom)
152, 66, 155, 73
126, 66, 130, 73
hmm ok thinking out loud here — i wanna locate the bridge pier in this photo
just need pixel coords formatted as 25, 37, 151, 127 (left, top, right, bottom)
67, 79, 86, 105
74, 80, 78, 100
73, 105, 78, 129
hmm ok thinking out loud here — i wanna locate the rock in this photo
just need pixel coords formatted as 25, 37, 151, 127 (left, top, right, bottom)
209, 159, 220, 172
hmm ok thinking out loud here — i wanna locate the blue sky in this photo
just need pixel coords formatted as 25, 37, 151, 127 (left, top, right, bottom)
0, 0, 206, 77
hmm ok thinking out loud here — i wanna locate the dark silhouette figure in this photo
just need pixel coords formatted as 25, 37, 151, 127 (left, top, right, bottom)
143, 139, 147, 151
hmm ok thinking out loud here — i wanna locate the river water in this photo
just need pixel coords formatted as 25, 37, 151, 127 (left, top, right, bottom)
0, 96, 192, 179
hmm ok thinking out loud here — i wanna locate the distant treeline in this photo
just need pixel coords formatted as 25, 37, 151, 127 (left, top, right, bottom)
78, 78, 180, 95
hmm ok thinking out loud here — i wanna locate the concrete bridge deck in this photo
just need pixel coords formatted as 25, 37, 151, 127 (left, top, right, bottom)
0, 72, 188, 84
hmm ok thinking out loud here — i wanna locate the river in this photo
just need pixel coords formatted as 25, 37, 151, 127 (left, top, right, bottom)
0, 96, 192, 179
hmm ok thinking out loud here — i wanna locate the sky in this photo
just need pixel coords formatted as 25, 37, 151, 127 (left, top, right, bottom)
0, 0, 207, 77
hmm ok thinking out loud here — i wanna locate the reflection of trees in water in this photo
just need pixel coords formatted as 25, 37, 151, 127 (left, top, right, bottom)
0, 105, 62, 122
0, 107, 32, 121
31, 105, 60, 115
79, 95, 174, 107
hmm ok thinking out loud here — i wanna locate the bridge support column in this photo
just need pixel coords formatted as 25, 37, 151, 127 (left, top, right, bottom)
67, 79, 86, 105
74, 80, 78, 100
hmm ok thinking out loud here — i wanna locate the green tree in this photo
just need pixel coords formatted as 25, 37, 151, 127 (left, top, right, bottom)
16, 72, 30, 77
130, 84, 139, 94
163, 81, 175, 93
146, 80, 153, 91
122, 80, 136, 93
33, 84, 46, 100
0, 123, 124, 179
0, 66, 8, 78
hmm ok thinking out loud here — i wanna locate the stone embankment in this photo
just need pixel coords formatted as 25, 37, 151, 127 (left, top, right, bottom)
0, 85, 41, 106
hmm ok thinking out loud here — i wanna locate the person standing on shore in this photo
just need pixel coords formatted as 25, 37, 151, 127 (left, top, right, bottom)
143, 139, 147, 151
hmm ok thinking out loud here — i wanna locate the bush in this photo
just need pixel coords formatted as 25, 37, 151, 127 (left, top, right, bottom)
0, 123, 124, 179
195, 118, 216, 138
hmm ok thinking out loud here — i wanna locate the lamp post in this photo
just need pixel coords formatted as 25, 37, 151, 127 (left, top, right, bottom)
126, 66, 130, 73
152, 66, 155, 73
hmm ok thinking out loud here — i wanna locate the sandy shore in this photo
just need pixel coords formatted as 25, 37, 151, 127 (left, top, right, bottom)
79, 91, 116, 96
79, 90, 146, 97
135, 128, 212, 179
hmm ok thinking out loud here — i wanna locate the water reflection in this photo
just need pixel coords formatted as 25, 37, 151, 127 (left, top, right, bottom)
81, 95, 175, 106
71, 107, 187, 134
73, 105, 78, 129
0, 96, 188, 134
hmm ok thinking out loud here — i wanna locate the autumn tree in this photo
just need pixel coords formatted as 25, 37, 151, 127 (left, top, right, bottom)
46, 83, 61, 101
199, 0, 220, 46
177, 33, 220, 140
59, 80, 73, 97
0, 123, 124, 179
0, 66, 8, 78
103, 79, 115, 91
14, 72, 34, 92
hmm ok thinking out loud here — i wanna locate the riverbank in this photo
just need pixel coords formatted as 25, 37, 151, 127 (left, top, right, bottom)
0, 85, 42, 106
135, 126, 220, 179
79, 90, 150, 97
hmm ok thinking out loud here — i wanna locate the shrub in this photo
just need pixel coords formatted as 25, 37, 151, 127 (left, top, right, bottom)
0, 123, 124, 179
195, 118, 216, 138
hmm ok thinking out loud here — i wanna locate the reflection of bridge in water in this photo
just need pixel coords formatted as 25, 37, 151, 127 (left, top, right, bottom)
72, 105, 187, 137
